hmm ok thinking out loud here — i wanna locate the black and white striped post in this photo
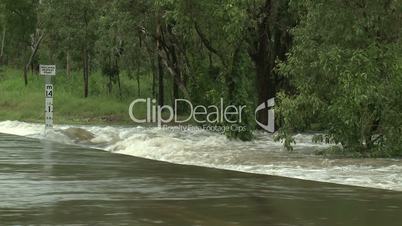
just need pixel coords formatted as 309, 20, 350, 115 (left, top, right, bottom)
40, 65, 56, 130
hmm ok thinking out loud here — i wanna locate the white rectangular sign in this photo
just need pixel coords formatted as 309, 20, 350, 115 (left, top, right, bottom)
40, 65, 56, 76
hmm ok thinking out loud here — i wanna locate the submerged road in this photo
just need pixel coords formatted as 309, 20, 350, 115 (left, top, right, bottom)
0, 133, 401, 226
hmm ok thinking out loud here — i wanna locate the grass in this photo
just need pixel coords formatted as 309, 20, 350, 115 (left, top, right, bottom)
0, 67, 162, 125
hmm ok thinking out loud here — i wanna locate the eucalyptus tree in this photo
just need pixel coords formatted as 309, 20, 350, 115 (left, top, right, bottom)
166, 0, 256, 140
40, 0, 98, 97
1, 0, 39, 85
245, 0, 294, 126
154, 0, 193, 106
111, 0, 166, 103
122, 0, 164, 99
96, 1, 124, 97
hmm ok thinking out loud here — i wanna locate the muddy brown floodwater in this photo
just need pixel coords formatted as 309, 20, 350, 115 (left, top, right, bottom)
0, 133, 401, 225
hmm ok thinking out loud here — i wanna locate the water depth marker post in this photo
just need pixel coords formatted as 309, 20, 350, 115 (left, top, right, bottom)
40, 65, 56, 131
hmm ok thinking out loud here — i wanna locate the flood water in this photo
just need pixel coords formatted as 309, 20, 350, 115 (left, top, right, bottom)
0, 132, 402, 225
0, 121, 401, 191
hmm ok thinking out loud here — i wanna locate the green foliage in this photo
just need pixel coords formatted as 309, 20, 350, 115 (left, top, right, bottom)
3, 0, 402, 154
277, 0, 402, 156
0, 0, 290, 142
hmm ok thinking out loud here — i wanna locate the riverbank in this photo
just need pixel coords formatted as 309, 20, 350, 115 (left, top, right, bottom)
1, 68, 401, 158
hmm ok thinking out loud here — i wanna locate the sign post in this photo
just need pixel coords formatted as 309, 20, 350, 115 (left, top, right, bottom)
40, 65, 56, 130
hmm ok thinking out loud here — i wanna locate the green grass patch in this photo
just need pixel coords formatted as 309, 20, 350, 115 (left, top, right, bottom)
0, 67, 160, 125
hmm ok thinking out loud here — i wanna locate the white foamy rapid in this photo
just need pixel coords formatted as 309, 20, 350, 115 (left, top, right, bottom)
0, 120, 401, 191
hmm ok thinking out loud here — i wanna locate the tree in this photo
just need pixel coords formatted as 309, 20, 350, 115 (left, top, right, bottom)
177, 0, 256, 140
246, 0, 294, 127
277, 0, 402, 155
2, 0, 38, 84
41, 0, 97, 97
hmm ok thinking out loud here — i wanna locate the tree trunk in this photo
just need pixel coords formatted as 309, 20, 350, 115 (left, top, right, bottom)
30, 62, 34, 76
159, 57, 191, 101
23, 66, 29, 86
83, 6, 89, 98
157, 55, 164, 106
136, 66, 141, 97
159, 25, 190, 102
108, 73, 112, 94
171, 46, 180, 110
150, 55, 156, 98
0, 25, 5, 65
173, 77, 179, 103
24, 32, 44, 86
255, 58, 275, 125
143, 36, 157, 99
248, 0, 277, 128
66, 51, 71, 78
116, 60, 122, 99
83, 50, 89, 98
117, 72, 122, 99
156, 13, 164, 106
247, 0, 293, 130
226, 46, 241, 102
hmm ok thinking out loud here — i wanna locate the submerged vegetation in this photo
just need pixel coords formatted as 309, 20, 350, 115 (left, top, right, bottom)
0, 0, 401, 156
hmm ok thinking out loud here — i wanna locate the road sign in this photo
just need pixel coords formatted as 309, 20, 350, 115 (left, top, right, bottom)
40, 65, 56, 76
42, 65, 56, 130
45, 84, 54, 128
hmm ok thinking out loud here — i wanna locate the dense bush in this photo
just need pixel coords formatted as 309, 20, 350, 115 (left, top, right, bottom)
276, 0, 402, 156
